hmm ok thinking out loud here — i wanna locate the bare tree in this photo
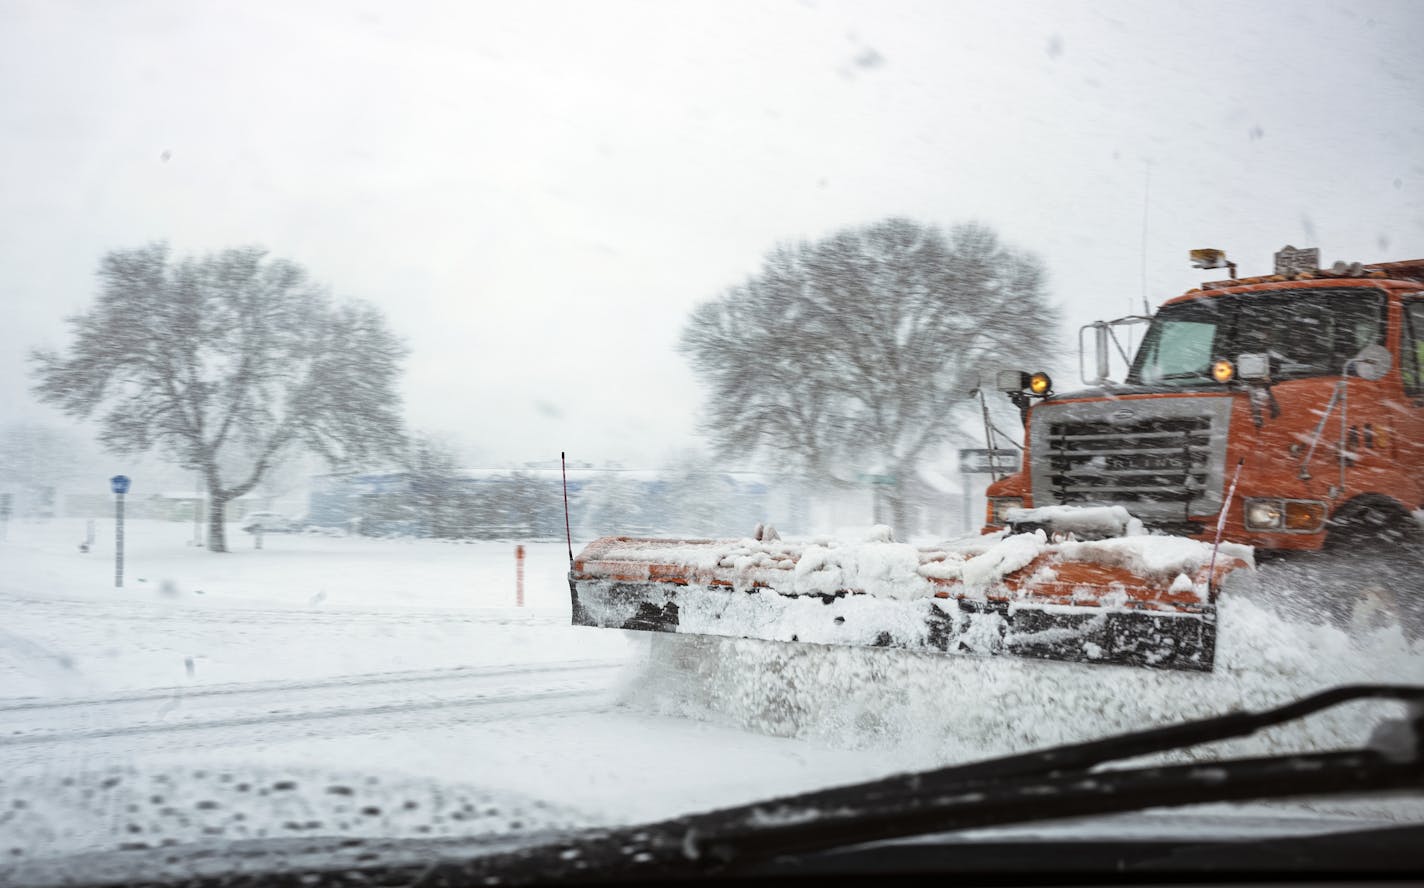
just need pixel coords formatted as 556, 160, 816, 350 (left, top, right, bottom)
31, 243, 407, 551
680, 218, 1059, 535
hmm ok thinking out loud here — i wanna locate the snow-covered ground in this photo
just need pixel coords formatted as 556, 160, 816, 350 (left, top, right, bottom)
0, 518, 625, 696
2, 517, 1421, 873
0, 519, 914, 865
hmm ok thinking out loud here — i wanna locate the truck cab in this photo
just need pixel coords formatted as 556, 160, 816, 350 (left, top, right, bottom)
986, 251, 1424, 553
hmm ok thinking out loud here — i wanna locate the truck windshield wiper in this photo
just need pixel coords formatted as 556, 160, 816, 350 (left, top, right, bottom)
422, 684, 1422, 885
86, 685, 1420, 887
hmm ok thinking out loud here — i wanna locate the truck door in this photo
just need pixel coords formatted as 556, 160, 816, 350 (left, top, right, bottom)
1397, 295, 1424, 511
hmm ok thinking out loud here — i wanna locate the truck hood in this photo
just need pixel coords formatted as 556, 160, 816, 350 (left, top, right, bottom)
1049, 383, 1237, 402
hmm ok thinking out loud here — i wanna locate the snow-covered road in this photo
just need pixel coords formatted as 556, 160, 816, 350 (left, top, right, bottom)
0, 659, 624, 764
2, 518, 1422, 869
0, 520, 919, 863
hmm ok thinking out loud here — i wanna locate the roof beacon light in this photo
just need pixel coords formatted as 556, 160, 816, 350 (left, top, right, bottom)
1029, 372, 1052, 396
1212, 359, 1235, 384
1191, 248, 1237, 279
1275, 245, 1320, 276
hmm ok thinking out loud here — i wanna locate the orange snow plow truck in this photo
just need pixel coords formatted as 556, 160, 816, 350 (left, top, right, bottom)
569, 247, 1424, 672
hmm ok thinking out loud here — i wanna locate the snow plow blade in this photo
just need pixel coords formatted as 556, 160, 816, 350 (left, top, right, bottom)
569, 533, 1251, 673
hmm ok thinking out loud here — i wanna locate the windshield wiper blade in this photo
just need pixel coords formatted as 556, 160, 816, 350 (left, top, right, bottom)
781, 682, 1424, 807
421, 684, 1422, 885
96, 686, 1419, 887
714, 748, 1416, 870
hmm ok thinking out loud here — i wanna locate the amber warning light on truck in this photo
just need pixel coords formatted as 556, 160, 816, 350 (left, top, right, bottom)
1190, 248, 1237, 278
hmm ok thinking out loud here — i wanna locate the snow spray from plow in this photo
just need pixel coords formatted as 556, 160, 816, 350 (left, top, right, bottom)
571, 528, 1424, 794
617, 588, 1424, 801
569, 525, 1250, 673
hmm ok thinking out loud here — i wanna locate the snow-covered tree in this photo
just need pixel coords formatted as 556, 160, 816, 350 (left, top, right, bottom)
30, 243, 407, 551
680, 219, 1059, 535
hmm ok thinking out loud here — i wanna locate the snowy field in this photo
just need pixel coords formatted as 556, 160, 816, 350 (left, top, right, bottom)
2, 517, 1423, 870
0, 519, 910, 864
0, 518, 627, 695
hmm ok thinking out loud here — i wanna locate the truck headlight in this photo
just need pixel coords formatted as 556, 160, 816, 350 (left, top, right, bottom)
1284, 500, 1326, 531
988, 497, 1024, 527
1244, 498, 1326, 532
1244, 499, 1283, 530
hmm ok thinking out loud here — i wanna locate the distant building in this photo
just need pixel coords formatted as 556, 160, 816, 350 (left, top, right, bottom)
0, 483, 57, 520
305, 456, 982, 542
55, 490, 272, 522
306, 466, 782, 540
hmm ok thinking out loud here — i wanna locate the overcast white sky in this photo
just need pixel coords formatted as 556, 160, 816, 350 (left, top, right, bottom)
3, 0, 1422, 473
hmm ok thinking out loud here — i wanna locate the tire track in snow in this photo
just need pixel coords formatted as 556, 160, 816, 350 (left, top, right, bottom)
0, 593, 569, 628
0, 625, 87, 693
0, 687, 608, 748
0, 661, 628, 765
0, 659, 628, 714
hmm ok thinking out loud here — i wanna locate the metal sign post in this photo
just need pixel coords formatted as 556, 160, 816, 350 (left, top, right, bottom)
110, 475, 130, 588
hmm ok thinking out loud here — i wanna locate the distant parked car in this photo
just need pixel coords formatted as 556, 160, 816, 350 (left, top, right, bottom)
240, 511, 302, 533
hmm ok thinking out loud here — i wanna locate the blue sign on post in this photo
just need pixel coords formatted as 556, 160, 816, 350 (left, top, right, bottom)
110, 475, 130, 587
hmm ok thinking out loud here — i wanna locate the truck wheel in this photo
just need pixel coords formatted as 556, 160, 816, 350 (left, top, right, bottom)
1324, 496, 1423, 554
1322, 496, 1423, 640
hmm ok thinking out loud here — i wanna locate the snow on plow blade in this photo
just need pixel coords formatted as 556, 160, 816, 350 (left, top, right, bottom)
569, 532, 1252, 672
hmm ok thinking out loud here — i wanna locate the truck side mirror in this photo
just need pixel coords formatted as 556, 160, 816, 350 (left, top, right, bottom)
1236, 351, 1281, 428
1078, 316, 1152, 385
1348, 343, 1391, 381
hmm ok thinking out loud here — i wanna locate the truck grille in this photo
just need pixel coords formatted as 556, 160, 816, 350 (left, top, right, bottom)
1029, 397, 1232, 522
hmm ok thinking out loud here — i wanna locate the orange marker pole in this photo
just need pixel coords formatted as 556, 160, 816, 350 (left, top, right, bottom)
515, 543, 525, 607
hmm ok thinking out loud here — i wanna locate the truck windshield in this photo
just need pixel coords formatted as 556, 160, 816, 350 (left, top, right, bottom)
1129, 289, 1386, 386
